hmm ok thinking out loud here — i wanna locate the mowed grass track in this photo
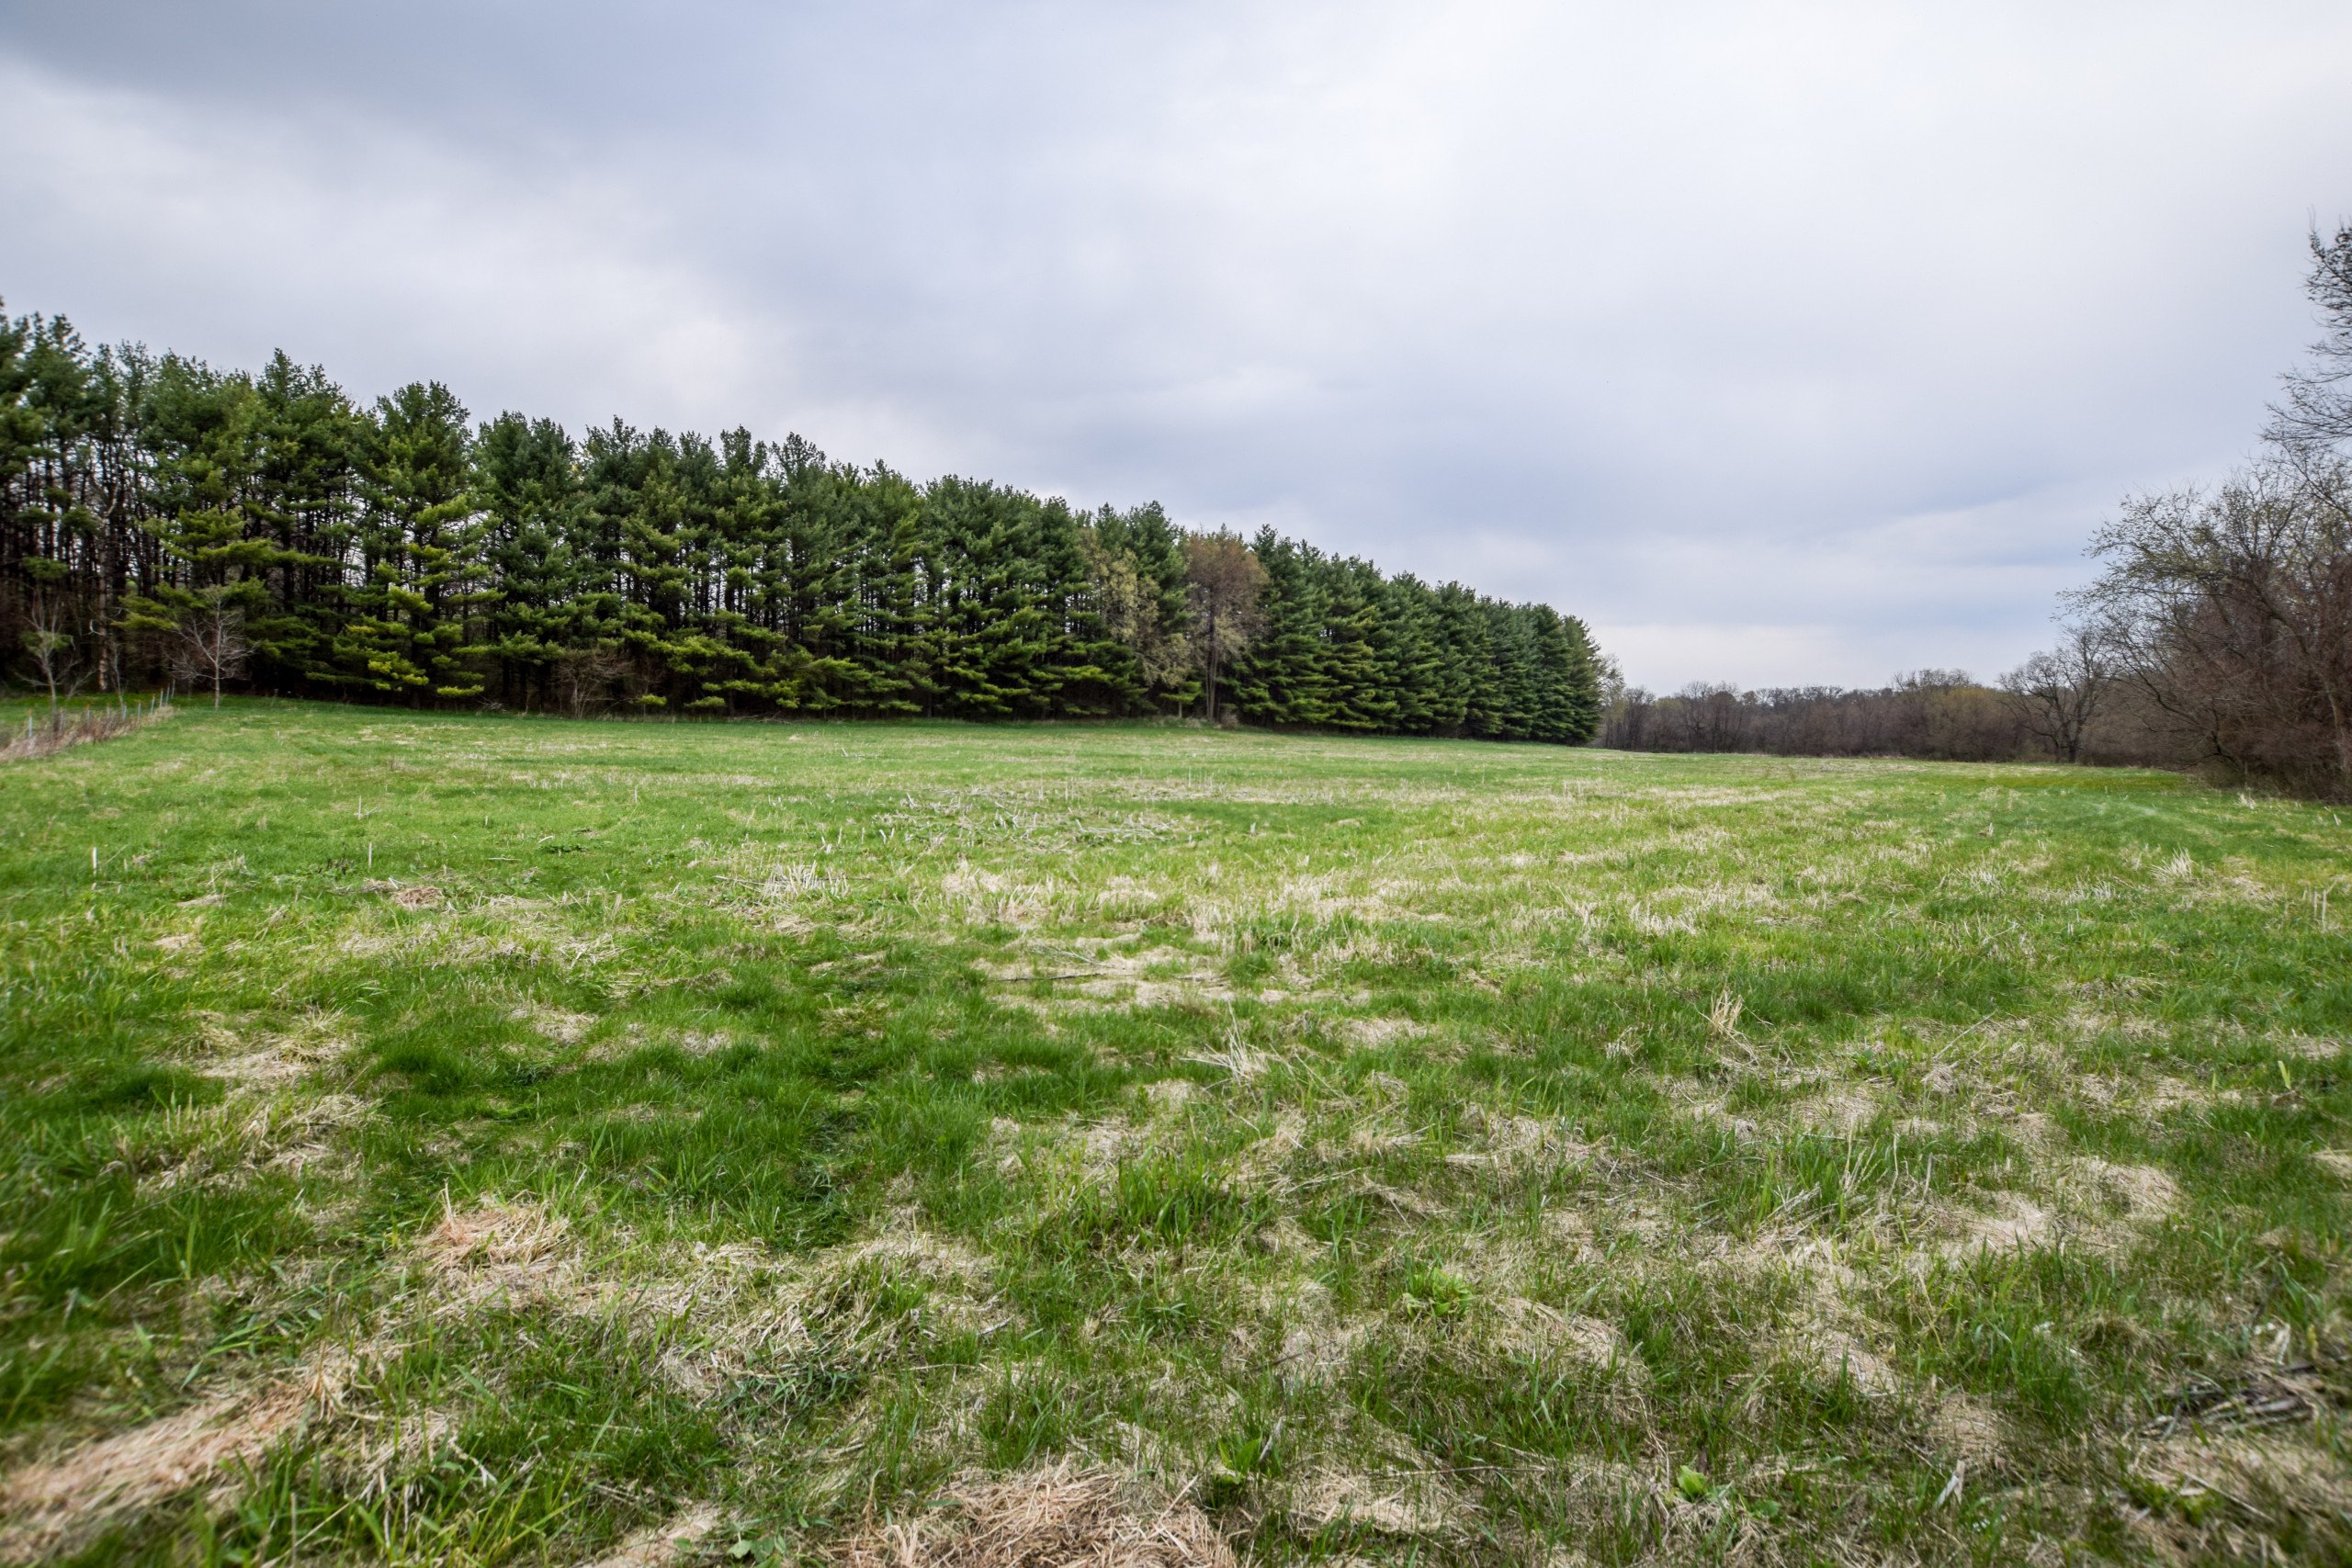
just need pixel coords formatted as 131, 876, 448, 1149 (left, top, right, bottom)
1, 703, 2347, 1566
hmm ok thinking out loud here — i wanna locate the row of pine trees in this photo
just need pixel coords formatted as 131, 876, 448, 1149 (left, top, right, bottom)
1, 304, 1603, 742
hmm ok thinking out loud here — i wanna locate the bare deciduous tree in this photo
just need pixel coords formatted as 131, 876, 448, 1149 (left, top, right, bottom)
1999, 624, 2112, 763
1183, 531, 1266, 724
1602, 674, 2034, 760
554, 643, 627, 719
172, 586, 251, 708
20, 598, 84, 728
2073, 461, 2352, 796
2269, 223, 2352, 457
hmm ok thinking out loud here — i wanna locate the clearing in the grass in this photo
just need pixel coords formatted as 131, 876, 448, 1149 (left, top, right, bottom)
1, 703, 2346, 1565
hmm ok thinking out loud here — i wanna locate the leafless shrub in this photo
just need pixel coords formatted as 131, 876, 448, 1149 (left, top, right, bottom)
1999, 622, 2113, 763
2071, 460, 2352, 797
20, 596, 86, 723
0, 696, 171, 763
170, 586, 251, 709
555, 643, 628, 719
2268, 222, 2352, 458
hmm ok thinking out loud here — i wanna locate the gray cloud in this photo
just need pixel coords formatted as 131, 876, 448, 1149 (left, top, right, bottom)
5, 1, 2346, 686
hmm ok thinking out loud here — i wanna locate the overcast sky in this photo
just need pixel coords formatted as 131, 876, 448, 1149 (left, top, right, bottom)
4, 3, 2347, 689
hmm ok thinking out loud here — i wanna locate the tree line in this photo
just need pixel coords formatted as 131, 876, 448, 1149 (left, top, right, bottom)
0, 304, 1602, 742
1602, 671, 2038, 761
1608, 225, 2352, 801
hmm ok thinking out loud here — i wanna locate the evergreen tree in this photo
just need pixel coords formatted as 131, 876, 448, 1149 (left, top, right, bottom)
1039, 496, 1130, 716
1230, 528, 1333, 727
1478, 603, 1545, 740
1379, 573, 1447, 734
848, 463, 931, 716
2, 297, 1607, 739
1321, 556, 1396, 732
245, 353, 364, 689
773, 444, 884, 713
475, 412, 582, 707
1431, 581, 1492, 737
127, 355, 324, 698
345, 382, 483, 700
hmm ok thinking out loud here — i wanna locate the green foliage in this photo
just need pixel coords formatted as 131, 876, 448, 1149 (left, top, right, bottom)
1, 299, 1601, 741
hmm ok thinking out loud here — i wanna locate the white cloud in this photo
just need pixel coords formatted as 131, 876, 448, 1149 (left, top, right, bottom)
0, 60, 772, 432
5, 2, 2348, 688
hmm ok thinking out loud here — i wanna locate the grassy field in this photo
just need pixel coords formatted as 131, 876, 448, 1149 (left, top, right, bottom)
1, 702, 2346, 1566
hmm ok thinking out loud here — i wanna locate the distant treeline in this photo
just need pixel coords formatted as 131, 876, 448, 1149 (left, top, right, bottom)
1600, 665, 2186, 768
1600, 665, 2233, 776
0, 302, 1603, 742
1603, 672, 2037, 761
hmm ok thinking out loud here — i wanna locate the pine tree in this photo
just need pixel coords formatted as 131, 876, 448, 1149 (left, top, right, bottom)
128, 355, 332, 698
345, 382, 484, 700
1430, 582, 1490, 737
1321, 556, 1393, 732
6, 296, 1609, 735
1555, 613, 1604, 743
1230, 528, 1333, 726
848, 463, 931, 717
244, 353, 363, 688
1042, 498, 1132, 716
1476, 603, 1544, 740
475, 412, 582, 708
769, 442, 879, 713
1379, 573, 1447, 734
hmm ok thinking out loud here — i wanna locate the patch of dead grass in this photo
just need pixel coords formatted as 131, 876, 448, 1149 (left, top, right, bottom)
575, 1503, 722, 1568
1941, 1192, 2059, 1258
1341, 1016, 1426, 1048
979, 942, 1236, 1011
1292, 1467, 1466, 1540
512, 1002, 598, 1043
420, 1192, 579, 1310
197, 1009, 353, 1089
2074, 1157, 2182, 1230
2127, 1429, 2352, 1564
1801, 1325, 1901, 1397
1928, 1391, 2010, 1470
1930, 1151, 2180, 1263
1489, 1298, 1647, 1385
0, 1353, 356, 1562
834, 1462, 1233, 1568
1450, 1105, 1600, 1180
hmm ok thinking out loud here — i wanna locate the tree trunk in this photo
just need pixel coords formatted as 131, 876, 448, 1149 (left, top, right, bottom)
1205, 606, 1219, 721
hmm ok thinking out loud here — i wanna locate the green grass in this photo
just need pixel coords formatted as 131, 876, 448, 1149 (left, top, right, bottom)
1, 700, 2346, 1565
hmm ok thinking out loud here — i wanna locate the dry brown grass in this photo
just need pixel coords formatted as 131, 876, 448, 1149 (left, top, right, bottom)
419, 1192, 582, 1312
0, 1358, 349, 1563
2125, 1428, 2352, 1564
1291, 1467, 1465, 1540
573, 1503, 723, 1568
834, 1462, 1234, 1568
0, 702, 170, 764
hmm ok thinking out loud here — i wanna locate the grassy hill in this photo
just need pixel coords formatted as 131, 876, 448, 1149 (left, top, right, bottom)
2, 704, 2346, 1564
